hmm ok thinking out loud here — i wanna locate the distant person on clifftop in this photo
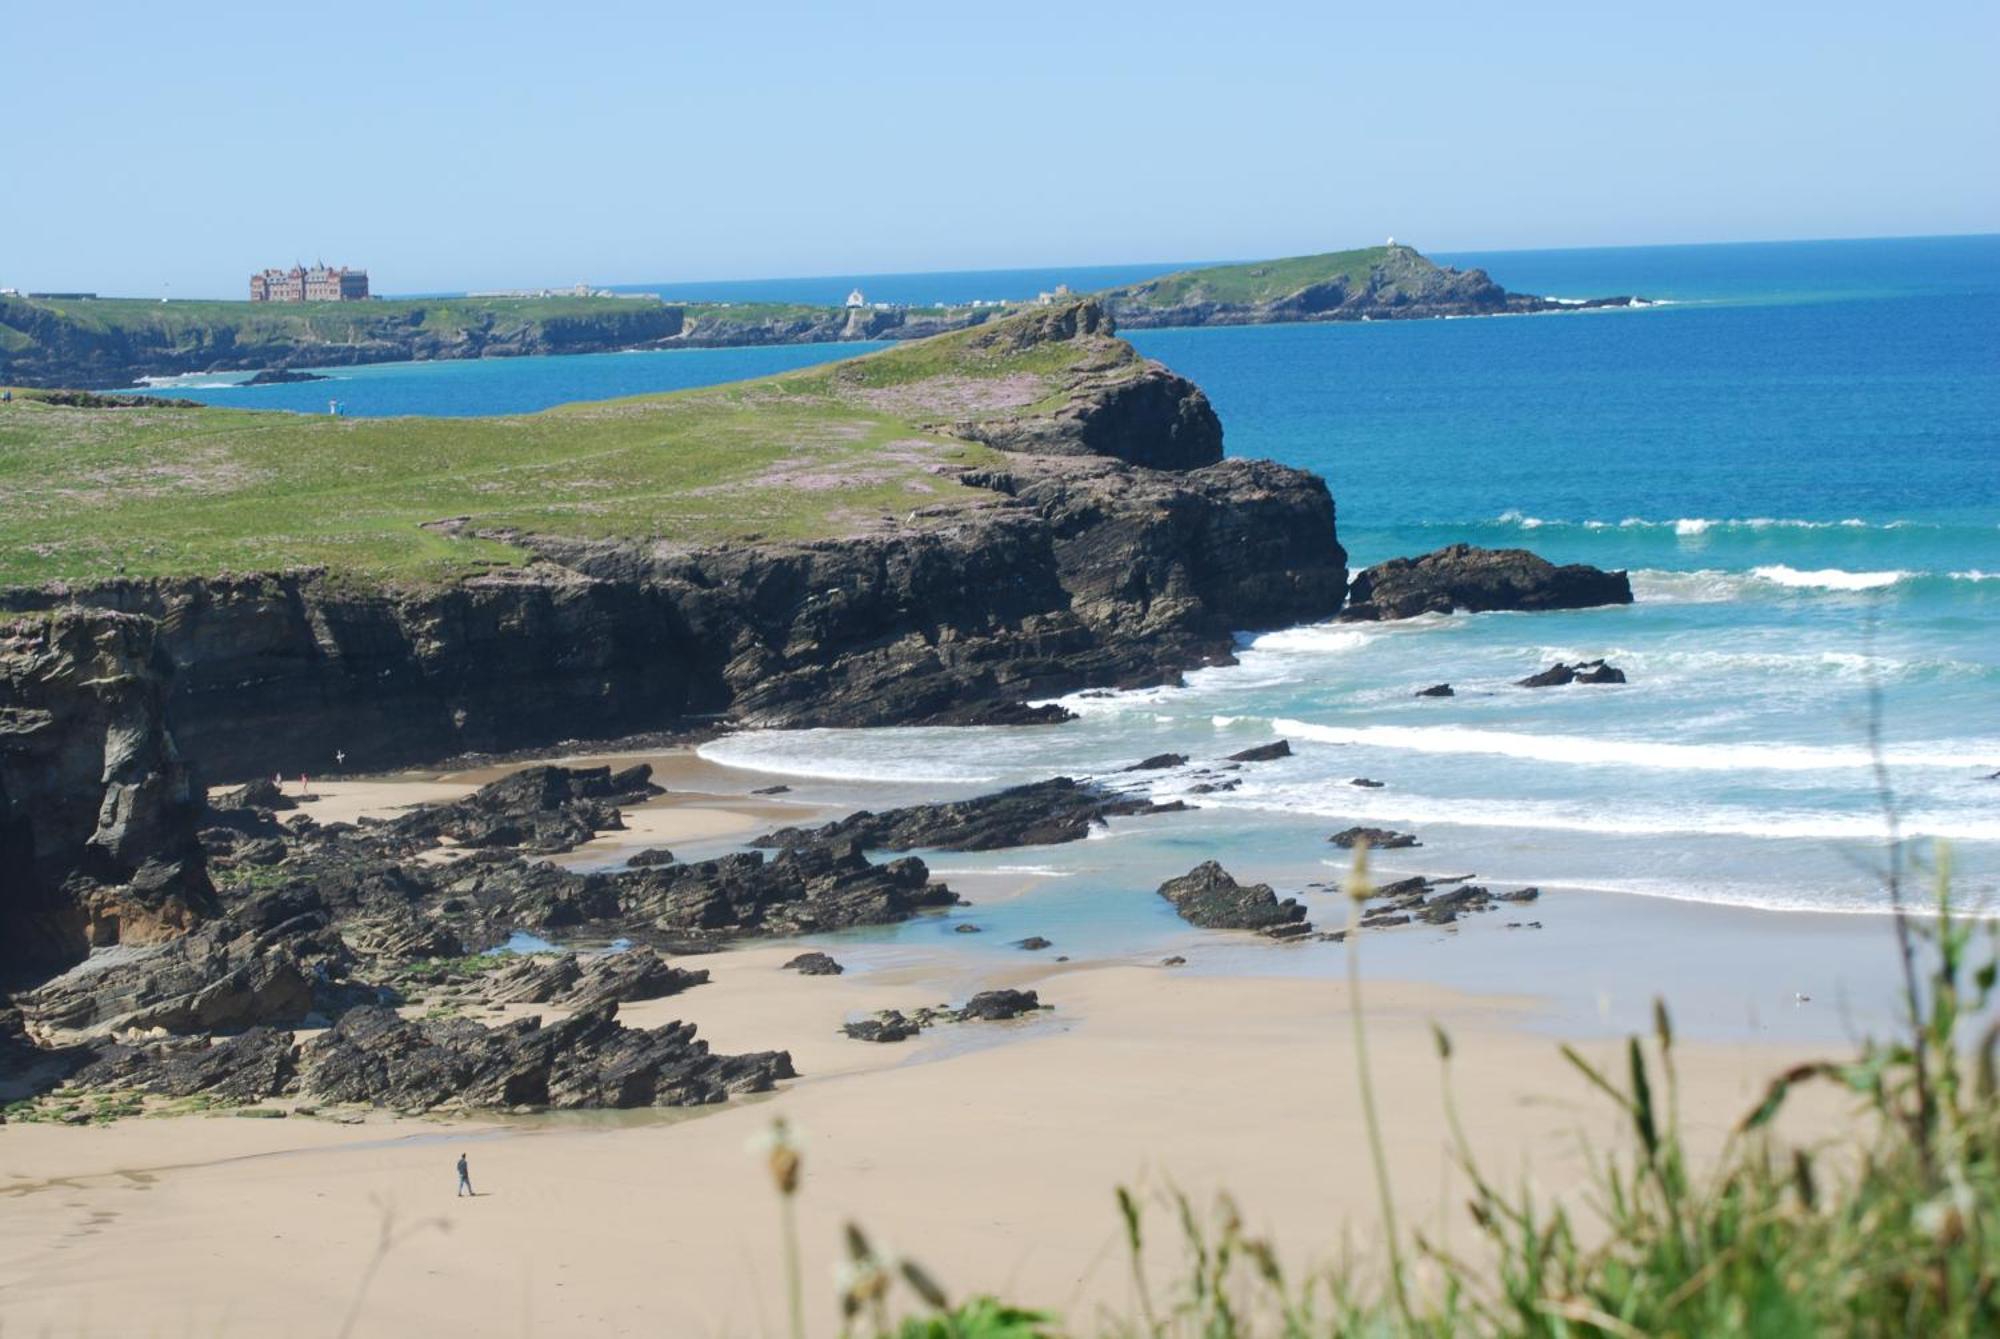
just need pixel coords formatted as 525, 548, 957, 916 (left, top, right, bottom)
456, 1153, 474, 1197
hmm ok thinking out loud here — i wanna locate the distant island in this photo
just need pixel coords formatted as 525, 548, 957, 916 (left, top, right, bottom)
0, 246, 1647, 389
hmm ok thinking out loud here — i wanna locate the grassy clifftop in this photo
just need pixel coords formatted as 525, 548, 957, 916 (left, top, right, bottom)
0, 301, 1180, 590
1107, 245, 1403, 308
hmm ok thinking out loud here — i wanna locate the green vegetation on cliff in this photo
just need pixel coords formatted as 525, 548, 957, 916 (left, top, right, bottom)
0, 301, 1176, 589
0, 292, 687, 388
1109, 245, 1401, 307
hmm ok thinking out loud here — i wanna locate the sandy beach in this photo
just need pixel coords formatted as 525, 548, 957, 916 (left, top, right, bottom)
0, 952, 1849, 1339
1, 751, 1901, 1337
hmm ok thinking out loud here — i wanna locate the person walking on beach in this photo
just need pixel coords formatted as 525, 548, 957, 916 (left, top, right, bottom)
456, 1153, 474, 1197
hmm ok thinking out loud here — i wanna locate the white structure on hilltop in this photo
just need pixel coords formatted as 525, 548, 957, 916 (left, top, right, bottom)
845, 288, 866, 308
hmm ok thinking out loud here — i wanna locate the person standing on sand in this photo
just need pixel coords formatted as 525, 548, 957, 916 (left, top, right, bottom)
456, 1153, 474, 1197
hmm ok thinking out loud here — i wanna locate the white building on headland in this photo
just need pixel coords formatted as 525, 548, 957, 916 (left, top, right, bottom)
845, 288, 866, 308
1035, 283, 1073, 306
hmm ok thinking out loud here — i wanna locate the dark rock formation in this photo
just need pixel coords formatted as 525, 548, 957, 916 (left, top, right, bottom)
389, 764, 659, 854
242, 369, 328, 386
1340, 545, 1632, 622
1350, 778, 1385, 789
627, 848, 674, 868
19, 890, 333, 1044
1, 610, 216, 973
9, 452, 1346, 780
953, 923, 982, 934
481, 948, 707, 1009
843, 1013, 919, 1043
782, 951, 844, 976
958, 989, 1040, 1021
1330, 826, 1418, 849
295, 1004, 792, 1110
1518, 659, 1627, 688
841, 989, 1046, 1043
618, 843, 956, 939
1225, 741, 1292, 763
1124, 752, 1188, 771
1015, 936, 1052, 951
753, 777, 1184, 853
1157, 862, 1310, 936
1415, 683, 1454, 698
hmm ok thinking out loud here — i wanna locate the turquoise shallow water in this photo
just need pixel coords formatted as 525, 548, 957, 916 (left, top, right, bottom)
152, 237, 2000, 917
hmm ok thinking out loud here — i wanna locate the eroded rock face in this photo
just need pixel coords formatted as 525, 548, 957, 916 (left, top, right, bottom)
754, 777, 1183, 853
0, 610, 215, 972
6, 457, 1344, 781
1157, 862, 1310, 936
19, 892, 329, 1045
1339, 545, 1631, 622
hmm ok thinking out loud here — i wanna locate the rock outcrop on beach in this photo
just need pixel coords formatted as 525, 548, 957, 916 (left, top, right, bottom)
388, 763, 661, 854
754, 776, 1185, 853
74, 1003, 794, 1113
1339, 544, 1633, 621
1157, 862, 1311, 937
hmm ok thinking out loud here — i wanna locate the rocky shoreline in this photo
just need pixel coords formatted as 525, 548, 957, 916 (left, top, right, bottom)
0, 298, 1639, 1122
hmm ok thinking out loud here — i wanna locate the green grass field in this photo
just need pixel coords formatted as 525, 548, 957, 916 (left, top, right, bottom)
0, 303, 1162, 590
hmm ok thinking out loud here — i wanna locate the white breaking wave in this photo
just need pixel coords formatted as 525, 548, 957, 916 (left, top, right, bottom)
1271, 718, 1997, 773
1496, 512, 1896, 534
1201, 780, 2000, 844
696, 732, 998, 784
1953, 570, 2000, 582
1750, 565, 1911, 591
1240, 625, 1377, 655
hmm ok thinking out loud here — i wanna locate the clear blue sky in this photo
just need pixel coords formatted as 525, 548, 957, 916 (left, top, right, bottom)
4, 1, 1994, 296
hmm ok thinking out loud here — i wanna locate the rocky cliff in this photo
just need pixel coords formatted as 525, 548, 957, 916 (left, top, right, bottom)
0, 609, 215, 973
3, 450, 1343, 779
0, 302, 1347, 985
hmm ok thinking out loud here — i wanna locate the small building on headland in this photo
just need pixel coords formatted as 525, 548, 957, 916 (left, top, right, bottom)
845, 288, 866, 308
1035, 283, 1072, 306
250, 265, 370, 302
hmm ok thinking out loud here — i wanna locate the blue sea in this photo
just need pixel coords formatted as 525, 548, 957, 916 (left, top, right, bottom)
149, 236, 2000, 921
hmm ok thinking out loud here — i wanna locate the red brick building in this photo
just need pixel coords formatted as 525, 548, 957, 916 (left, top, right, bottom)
249, 264, 370, 302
